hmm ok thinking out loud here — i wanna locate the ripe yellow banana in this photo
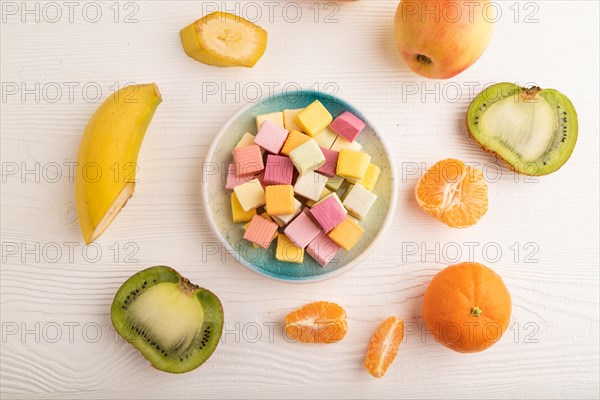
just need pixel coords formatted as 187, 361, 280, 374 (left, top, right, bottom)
180, 12, 267, 68
75, 83, 162, 244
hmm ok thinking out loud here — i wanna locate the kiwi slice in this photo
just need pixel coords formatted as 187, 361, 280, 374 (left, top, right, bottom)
110, 266, 223, 373
467, 82, 578, 175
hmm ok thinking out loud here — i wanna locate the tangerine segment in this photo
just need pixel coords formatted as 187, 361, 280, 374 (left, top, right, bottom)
284, 301, 348, 343
415, 158, 488, 228
364, 316, 404, 378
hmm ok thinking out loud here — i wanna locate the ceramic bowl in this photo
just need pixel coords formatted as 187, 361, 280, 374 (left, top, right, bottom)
202, 90, 397, 283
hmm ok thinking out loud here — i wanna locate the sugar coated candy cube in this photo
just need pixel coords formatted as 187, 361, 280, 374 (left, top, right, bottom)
231, 192, 257, 223
265, 185, 295, 216
254, 120, 289, 154
283, 210, 322, 248
310, 194, 347, 232
289, 139, 325, 176
342, 183, 377, 220
264, 155, 294, 185
359, 163, 380, 191
316, 147, 339, 178
325, 175, 345, 191
336, 149, 371, 181
256, 111, 284, 130
328, 217, 363, 251
313, 193, 346, 212
243, 213, 278, 249
280, 130, 311, 156
296, 100, 333, 136
233, 144, 264, 177
313, 127, 338, 149
244, 214, 279, 249
276, 234, 305, 264
225, 163, 255, 190
283, 108, 304, 132
307, 231, 340, 267
233, 178, 265, 212
330, 135, 363, 152
234, 132, 256, 150
272, 198, 302, 227
294, 171, 328, 202
305, 187, 331, 208
330, 111, 366, 143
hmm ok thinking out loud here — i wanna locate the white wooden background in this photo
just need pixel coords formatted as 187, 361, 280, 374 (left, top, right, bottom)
1, 1, 599, 398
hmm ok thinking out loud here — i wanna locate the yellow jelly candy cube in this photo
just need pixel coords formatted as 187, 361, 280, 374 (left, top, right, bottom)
314, 127, 338, 149
265, 185, 295, 215
328, 217, 363, 251
276, 234, 304, 264
233, 178, 265, 212
280, 130, 311, 156
283, 108, 304, 132
256, 111, 284, 130
359, 163, 380, 191
234, 132, 256, 149
296, 100, 332, 136
231, 193, 256, 223
330, 135, 362, 152
336, 149, 371, 181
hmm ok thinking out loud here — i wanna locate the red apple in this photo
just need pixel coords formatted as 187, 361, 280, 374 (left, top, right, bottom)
394, 0, 494, 79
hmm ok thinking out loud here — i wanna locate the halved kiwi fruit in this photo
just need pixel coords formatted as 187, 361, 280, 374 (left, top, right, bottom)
110, 266, 223, 373
467, 82, 578, 175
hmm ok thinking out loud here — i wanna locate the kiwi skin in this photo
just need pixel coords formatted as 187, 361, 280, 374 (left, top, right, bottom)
466, 82, 578, 176
110, 266, 224, 374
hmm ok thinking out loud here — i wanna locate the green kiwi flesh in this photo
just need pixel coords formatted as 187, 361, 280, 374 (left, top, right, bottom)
110, 266, 224, 373
467, 82, 578, 175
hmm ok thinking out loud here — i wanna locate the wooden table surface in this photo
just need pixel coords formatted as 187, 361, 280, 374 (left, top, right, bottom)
1, 1, 599, 398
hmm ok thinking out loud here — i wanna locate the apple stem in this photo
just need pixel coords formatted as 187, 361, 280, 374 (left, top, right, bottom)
415, 54, 432, 65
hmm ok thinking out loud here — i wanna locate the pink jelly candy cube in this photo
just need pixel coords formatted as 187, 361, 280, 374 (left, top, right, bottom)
309, 195, 346, 232
283, 209, 321, 248
254, 120, 289, 154
316, 147, 339, 178
307, 231, 340, 267
244, 215, 278, 249
225, 163, 255, 189
264, 155, 295, 185
233, 144, 264, 177
330, 111, 366, 142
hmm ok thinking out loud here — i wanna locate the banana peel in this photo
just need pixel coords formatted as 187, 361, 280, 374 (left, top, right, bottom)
75, 83, 162, 244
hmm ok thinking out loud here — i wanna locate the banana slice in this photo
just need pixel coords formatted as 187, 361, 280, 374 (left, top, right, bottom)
180, 12, 268, 68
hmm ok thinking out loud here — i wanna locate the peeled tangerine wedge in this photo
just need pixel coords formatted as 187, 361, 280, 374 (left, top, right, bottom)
364, 317, 405, 378
284, 301, 348, 343
111, 266, 224, 374
75, 83, 161, 244
415, 159, 488, 228
467, 82, 578, 175
180, 12, 267, 67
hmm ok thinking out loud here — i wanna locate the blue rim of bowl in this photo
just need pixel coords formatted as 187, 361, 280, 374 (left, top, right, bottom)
201, 89, 398, 283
